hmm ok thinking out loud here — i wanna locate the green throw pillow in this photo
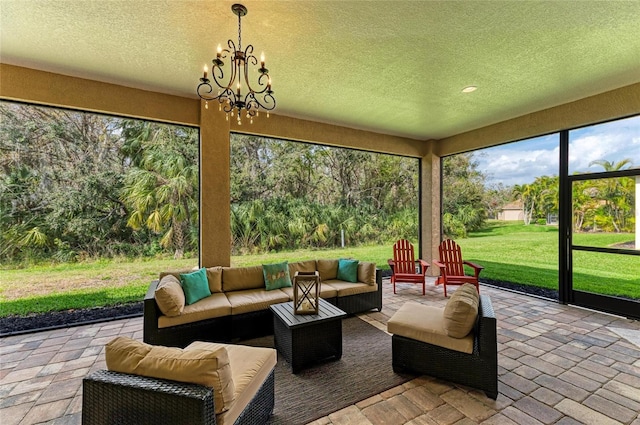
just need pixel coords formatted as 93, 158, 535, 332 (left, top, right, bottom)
180, 268, 211, 305
263, 261, 292, 291
337, 259, 359, 283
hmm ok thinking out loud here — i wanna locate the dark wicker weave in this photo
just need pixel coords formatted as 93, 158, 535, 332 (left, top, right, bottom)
230, 309, 274, 341
336, 269, 382, 314
82, 369, 275, 425
270, 300, 346, 373
391, 294, 498, 399
144, 269, 382, 347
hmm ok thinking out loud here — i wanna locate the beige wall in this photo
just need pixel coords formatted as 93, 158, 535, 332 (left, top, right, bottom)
3, 64, 639, 270
436, 82, 640, 156
0, 64, 199, 126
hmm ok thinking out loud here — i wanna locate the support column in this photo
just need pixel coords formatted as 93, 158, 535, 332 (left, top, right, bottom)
200, 102, 232, 267
420, 145, 441, 276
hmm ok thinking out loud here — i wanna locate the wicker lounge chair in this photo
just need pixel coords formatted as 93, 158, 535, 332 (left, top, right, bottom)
82, 369, 274, 425
389, 294, 498, 399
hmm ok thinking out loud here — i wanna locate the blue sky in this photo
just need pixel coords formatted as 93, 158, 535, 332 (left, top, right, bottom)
475, 115, 640, 187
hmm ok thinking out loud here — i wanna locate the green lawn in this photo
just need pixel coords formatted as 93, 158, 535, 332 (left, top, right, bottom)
1, 221, 638, 317
459, 221, 639, 298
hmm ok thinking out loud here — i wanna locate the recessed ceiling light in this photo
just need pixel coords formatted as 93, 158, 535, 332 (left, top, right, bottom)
462, 86, 477, 93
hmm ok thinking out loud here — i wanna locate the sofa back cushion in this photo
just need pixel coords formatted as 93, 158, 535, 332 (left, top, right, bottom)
288, 260, 317, 279
357, 261, 376, 285
106, 336, 235, 414
155, 275, 185, 317
316, 259, 338, 281
222, 265, 264, 292
206, 266, 223, 293
442, 283, 479, 338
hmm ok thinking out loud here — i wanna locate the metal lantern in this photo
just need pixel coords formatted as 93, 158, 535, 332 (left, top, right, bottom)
293, 271, 320, 315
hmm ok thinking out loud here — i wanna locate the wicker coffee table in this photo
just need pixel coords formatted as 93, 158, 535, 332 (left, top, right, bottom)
269, 299, 347, 373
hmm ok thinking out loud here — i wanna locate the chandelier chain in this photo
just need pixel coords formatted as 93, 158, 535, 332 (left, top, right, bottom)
238, 12, 242, 52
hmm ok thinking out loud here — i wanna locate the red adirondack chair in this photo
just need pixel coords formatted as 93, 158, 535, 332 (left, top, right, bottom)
387, 239, 430, 295
434, 239, 483, 297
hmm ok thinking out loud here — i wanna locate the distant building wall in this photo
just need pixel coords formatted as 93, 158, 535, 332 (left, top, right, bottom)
498, 209, 524, 221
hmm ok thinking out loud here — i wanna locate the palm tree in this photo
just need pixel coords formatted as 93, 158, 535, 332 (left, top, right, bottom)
588, 158, 634, 232
121, 122, 198, 258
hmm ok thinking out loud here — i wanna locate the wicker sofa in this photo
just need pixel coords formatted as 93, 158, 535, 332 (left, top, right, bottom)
144, 259, 383, 347
387, 292, 498, 399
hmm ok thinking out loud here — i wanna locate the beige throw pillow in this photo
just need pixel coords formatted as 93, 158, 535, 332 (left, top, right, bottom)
357, 261, 376, 285
442, 283, 479, 338
105, 337, 235, 414
155, 275, 185, 317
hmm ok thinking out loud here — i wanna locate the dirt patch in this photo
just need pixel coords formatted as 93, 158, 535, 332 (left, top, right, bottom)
612, 241, 636, 249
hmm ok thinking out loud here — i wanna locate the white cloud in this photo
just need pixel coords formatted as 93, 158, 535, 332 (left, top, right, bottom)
474, 115, 640, 186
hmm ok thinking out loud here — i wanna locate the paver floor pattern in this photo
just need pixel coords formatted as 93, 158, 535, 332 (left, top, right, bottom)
1, 278, 639, 425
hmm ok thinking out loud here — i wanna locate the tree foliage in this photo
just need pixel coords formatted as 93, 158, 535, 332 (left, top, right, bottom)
229, 135, 419, 254
441, 153, 488, 238
0, 102, 199, 263
442, 151, 636, 236
1, 102, 419, 264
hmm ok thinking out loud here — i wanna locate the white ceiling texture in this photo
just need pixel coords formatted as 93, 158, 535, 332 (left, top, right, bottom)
2, 0, 640, 140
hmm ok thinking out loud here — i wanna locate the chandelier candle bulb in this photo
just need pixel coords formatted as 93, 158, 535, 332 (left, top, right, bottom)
203, 65, 208, 79
217, 44, 222, 58
260, 52, 265, 68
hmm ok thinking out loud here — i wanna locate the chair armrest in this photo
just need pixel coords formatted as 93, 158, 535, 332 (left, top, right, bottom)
463, 261, 484, 278
143, 280, 161, 344
432, 260, 446, 272
463, 260, 484, 271
417, 259, 430, 274
476, 295, 497, 360
83, 370, 216, 425
387, 259, 395, 275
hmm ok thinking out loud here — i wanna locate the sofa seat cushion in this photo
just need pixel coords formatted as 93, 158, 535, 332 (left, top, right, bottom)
226, 288, 289, 315
187, 342, 276, 425
324, 281, 378, 297
106, 337, 235, 414
279, 283, 338, 301
387, 302, 473, 354
158, 293, 231, 328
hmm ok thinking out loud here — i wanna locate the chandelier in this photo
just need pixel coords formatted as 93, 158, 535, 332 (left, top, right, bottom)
197, 3, 275, 125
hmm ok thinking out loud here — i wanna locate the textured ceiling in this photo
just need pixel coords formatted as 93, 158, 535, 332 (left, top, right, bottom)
1, 0, 640, 140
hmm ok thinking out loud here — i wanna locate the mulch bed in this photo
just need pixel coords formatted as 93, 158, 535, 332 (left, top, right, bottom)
0, 302, 143, 337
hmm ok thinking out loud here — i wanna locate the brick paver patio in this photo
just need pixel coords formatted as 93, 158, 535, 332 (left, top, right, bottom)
2, 278, 639, 424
